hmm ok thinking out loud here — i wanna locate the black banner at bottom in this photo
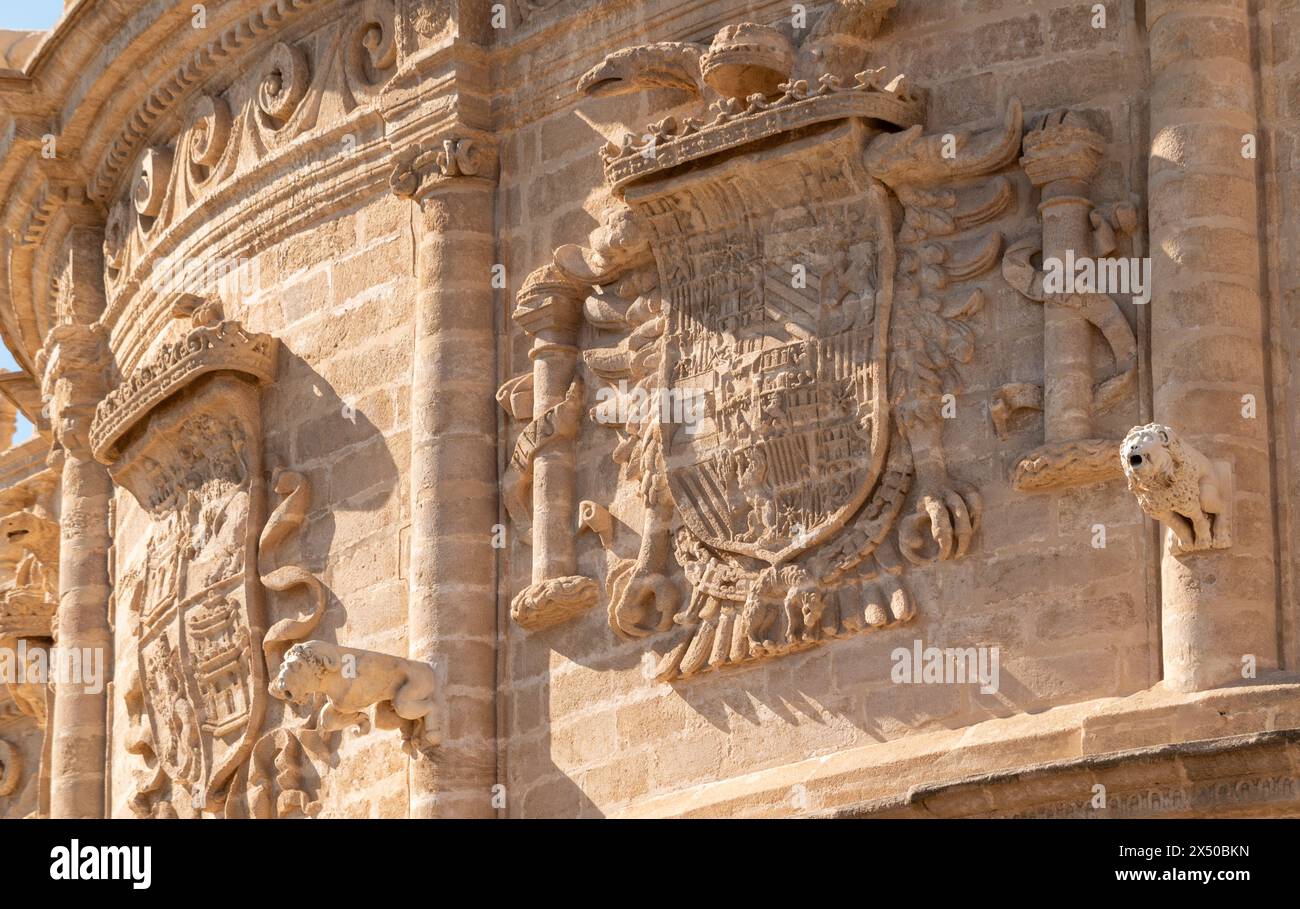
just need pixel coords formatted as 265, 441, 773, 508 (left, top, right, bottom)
0, 818, 1284, 895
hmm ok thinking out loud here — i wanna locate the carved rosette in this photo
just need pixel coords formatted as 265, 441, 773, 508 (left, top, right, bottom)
91, 303, 279, 815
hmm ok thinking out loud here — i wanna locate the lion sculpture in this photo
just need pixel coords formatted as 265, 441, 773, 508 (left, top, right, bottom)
270, 640, 440, 753
1121, 423, 1231, 554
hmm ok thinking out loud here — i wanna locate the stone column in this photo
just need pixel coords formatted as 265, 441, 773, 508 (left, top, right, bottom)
1147, 0, 1277, 690
1004, 112, 1137, 492
393, 137, 499, 818
514, 269, 584, 589
1022, 118, 1105, 445
41, 323, 111, 818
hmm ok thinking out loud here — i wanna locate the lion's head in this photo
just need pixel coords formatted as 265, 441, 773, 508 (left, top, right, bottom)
269, 641, 338, 703
1121, 423, 1179, 488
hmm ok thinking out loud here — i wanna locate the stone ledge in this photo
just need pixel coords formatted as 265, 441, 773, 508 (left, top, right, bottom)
613, 677, 1300, 818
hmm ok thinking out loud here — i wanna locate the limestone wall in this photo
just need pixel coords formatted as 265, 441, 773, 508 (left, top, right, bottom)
498, 0, 1157, 818
0, 0, 1295, 820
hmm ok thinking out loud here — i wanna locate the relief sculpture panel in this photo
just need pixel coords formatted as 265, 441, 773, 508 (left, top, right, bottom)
504, 6, 1025, 682
92, 301, 281, 815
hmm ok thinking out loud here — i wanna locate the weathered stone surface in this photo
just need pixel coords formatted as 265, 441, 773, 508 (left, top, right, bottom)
0, 0, 1293, 820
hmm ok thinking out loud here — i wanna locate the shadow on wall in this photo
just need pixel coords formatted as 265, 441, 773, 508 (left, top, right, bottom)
257, 344, 400, 734
526, 543, 1039, 758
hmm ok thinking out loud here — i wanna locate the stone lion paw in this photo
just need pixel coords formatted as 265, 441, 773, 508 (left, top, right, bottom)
898, 484, 982, 565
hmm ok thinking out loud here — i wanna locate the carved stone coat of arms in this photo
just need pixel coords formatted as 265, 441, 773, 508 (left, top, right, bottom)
503, 5, 1024, 682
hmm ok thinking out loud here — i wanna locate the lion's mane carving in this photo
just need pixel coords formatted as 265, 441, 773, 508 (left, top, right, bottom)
270, 641, 441, 754
1121, 423, 1231, 554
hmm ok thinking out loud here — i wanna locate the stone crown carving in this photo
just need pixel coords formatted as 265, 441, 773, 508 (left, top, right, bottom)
602, 71, 923, 189
90, 301, 278, 463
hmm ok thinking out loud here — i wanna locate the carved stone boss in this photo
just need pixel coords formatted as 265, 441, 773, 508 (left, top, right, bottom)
503, 11, 1024, 679
91, 302, 280, 813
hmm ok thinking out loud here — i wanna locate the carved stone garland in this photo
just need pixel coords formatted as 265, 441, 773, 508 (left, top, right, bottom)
502, 10, 1024, 681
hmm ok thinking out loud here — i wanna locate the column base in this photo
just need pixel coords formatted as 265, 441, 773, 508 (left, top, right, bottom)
511, 576, 599, 631
1012, 438, 1125, 491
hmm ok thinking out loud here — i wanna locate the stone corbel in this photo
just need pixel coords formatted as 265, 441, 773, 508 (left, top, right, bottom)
998, 110, 1139, 492
1121, 423, 1232, 555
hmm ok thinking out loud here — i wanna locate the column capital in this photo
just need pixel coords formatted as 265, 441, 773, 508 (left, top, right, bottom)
1020, 111, 1105, 189
37, 322, 106, 460
513, 263, 587, 338
389, 134, 499, 202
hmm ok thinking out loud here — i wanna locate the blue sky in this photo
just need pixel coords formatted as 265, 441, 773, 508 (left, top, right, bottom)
0, 1, 64, 31
0, 345, 34, 445
0, 3, 60, 443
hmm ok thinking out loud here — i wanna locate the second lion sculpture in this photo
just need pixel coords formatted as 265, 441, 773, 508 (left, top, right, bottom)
270, 640, 441, 754
1121, 423, 1232, 554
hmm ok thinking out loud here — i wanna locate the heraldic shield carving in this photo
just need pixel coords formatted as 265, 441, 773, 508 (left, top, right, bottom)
507, 5, 1026, 681
91, 300, 283, 812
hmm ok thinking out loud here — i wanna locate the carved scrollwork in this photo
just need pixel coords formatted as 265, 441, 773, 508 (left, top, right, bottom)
102, 4, 411, 296
259, 470, 327, 675
188, 95, 232, 179
390, 137, 496, 200
257, 42, 311, 128
132, 147, 173, 224
351, 0, 398, 85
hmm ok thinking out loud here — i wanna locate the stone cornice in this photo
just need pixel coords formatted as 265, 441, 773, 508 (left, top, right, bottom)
832, 729, 1300, 818
86, 0, 336, 205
